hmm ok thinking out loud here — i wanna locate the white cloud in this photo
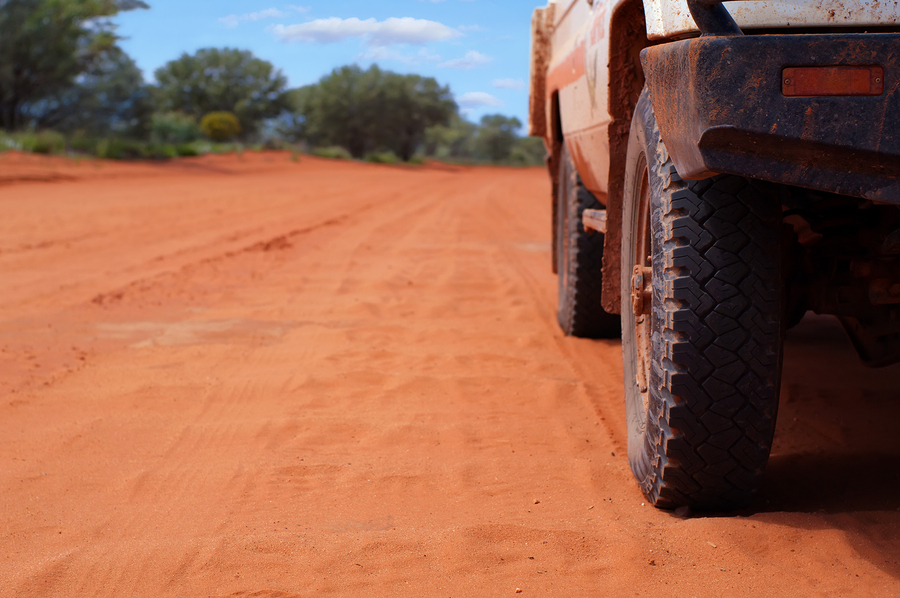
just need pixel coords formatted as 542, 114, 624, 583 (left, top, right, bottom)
438, 50, 492, 69
358, 46, 442, 65
219, 8, 290, 28
493, 78, 524, 90
250, 8, 285, 19
272, 17, 461, 46
457, 92, 504, 108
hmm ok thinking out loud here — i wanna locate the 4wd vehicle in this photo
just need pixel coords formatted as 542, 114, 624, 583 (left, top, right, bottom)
530, 0, 900, 509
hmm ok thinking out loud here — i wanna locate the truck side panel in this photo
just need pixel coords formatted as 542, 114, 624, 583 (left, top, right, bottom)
535, 0, 648, 314
546, 0, 619, 201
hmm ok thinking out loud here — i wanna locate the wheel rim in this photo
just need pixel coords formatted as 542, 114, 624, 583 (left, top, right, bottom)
631, 155, 652, 422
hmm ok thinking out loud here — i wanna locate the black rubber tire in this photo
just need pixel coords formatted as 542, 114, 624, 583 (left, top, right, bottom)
621, 90, 784, 510
556, 141, 621, 339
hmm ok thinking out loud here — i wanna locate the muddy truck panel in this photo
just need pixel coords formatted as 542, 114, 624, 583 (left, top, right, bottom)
530, 0, 899, 202
642, 33, 900, 202
531, 0, 629, 201
532, 0, 900, 314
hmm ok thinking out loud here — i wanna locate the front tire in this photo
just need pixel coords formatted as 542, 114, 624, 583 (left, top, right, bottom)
621, 90, 784, 510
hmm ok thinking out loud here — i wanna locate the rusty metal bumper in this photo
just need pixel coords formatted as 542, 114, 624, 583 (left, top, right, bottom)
640, 34, 900, 203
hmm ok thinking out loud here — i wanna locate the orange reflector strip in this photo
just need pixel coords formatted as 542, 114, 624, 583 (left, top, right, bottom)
783, 66, 884, 97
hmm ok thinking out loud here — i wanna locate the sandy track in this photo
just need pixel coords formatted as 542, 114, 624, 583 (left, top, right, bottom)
1, 151, 898, 597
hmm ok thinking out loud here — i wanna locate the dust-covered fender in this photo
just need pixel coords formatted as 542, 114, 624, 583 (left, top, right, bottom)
542, 0, 639, 200
642, 0, 900, 40
534, 0, 649, 314
528, 6, 555, 141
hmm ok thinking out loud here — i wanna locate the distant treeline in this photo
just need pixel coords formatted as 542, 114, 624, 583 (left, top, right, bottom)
0, 0, 544, 165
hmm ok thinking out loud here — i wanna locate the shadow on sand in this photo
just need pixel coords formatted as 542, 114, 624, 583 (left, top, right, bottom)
747, 314, 900, 579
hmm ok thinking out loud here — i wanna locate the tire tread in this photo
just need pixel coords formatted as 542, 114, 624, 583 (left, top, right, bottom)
557, 143, 620, 339
652, 166, 782, 510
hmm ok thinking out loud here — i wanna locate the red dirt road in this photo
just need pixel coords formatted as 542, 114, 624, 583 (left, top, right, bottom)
1, 151, 899, 597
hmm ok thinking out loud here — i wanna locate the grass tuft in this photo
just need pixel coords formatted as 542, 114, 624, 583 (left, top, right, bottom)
312, 146, 352, 160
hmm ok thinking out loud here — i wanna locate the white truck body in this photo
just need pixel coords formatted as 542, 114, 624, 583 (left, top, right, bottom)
646, 0, 900, 39
533, 0, 898, 200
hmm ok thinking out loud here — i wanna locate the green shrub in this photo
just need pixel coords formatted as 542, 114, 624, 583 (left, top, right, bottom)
151, 112, 202, 144
188, 140, 214, 154
200, 111, 242, 142
95, 138, 114, 159
96, 138, 146, 160
262, 138, 284, 150
312, 146, 352, 160
24, 130, 66, 154
0, 131, 20, 151
365, 150, 399, 165
176, 143, 201, 157
67, 131, 97, 154
14, 132, 36, 152
144, 144, 177, 159
509, 137, 546, 167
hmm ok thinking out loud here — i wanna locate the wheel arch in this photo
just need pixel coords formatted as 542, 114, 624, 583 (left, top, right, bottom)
601, 0, 650, 314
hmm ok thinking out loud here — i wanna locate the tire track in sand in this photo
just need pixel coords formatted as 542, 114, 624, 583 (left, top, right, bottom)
4, 155, 900, 598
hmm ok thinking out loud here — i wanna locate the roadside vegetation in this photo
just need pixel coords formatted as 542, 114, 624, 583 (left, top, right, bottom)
0, 0, 544, 166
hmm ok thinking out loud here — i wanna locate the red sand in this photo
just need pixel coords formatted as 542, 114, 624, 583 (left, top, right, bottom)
1, 150, 898, 596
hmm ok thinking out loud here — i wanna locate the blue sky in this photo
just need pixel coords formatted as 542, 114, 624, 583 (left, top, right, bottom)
114, 0, 534, 125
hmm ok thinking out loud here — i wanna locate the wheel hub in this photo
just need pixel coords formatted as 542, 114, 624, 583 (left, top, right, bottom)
631, 265, 652, 316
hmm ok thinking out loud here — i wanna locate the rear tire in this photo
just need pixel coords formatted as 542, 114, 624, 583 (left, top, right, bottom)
556, 141, 620, 339
621, 90, 784, 510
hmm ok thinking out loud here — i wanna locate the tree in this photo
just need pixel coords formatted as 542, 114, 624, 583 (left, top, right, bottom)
424, 114, 477, 160
299, 65, 383, 158
25, 46, 152, 136
423, 115, 544, 165
271, 85, 315, 143
509, 136, 547, 166
153, 48, 288, 137
474, 114, 522, 163
0, 0, 149, 130
299, 65, 456, 160
375, 71, 457, 161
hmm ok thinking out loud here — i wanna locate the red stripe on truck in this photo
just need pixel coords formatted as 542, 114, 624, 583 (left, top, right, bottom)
547, 41, 585, 93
